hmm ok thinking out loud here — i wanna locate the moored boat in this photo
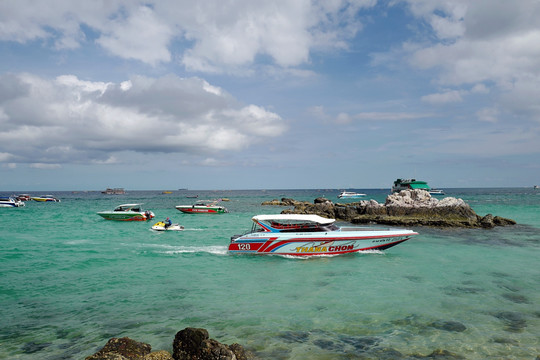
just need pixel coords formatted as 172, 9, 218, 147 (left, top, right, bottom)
16, 194, 31, 201
0, 197, 25, 207
228, 214, 417, 256
337, 191, 366, 199
101, 188, 126, 195
31, 195, 61, 202
97, 204, 155, 221
176, 200, 228, 214
429, 188, 445, 195
392, 179, 431, 193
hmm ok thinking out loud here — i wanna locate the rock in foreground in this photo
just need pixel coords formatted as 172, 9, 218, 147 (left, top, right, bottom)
265, 190, 515, 228
86, 328, 254, 360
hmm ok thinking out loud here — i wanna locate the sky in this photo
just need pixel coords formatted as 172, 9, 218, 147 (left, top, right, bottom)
1, 0, 540, 191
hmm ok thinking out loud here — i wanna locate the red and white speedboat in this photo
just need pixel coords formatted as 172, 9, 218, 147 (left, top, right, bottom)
176, 200, 228, 214
228, 214, 417, 256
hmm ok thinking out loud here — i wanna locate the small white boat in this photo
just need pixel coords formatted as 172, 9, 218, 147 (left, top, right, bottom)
429, 188, 445, 195
337, 191, 366, 199
176, 199, 228, 214
151, 221, 184, 231
0, 197, 25, 207
31, 195, 61, 202
97, 204, 155, 221
229, 214, 418, 256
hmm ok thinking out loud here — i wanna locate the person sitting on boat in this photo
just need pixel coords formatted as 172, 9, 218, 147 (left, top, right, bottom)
164, 217, 172, 229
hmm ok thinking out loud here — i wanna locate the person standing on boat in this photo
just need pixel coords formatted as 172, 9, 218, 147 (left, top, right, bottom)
164, 217, 172, 229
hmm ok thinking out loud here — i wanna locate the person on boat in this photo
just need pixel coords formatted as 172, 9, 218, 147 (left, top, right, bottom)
164, 217, 172, 229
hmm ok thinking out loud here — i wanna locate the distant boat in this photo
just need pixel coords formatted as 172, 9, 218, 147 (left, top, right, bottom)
97, 204, 154, 221
337, 191, 366, 199
162, 191, 173, 194
31, 195, 61, 202
429, 188, 445, 195
176, 199, 228, 214
534, 185, 539, 189
0, 197, 25, 207
101, 188, 126, 195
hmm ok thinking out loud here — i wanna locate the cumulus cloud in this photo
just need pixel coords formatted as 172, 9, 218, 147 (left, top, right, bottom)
421, 90, 463, 104
0, 73, 286, 165
0, 0, 376, 71
402, 0, 540, 119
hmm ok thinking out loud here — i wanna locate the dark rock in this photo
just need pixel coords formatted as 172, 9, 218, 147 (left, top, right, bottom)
480, 214, 495, 228
502, 293, 530, 304
277, 330, 310, 343
314, 197, 331, 204
312, 339, 337, 350
229, 343, 252, 360
429, 320, 467, 332
85, 337, 152, 360
173, 327, 253, 360
22, 341, 51, 354
415, 348, 465, 359
493, 311, 527, 332
339, 335, 380, 351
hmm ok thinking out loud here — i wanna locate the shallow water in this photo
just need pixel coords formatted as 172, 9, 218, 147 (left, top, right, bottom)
0, 188, 539, 359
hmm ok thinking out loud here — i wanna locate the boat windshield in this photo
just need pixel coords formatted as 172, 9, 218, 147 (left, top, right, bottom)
256, 219, 339, 232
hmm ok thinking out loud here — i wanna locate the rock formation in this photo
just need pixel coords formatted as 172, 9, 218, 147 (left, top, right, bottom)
85, 328, 254, 360
263, 190, 515, 228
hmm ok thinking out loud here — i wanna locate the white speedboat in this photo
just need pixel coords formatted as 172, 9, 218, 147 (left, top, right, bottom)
97, 204, 155, 221
429, 188, 445, 195
176, 200, 228, 214
337, 191, 366, 199
0, 197, 25, 207
229, 214, 417, 256
31, 195, 61, 202
151, 221, 184, 231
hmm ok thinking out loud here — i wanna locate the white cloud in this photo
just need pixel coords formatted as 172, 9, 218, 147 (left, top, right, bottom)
0, 0, 376, 71
399, 0, 540, 122
421, 90, 463, 105
476, 107, 499, 123
29, 163, 62, 169
0, 73, 286, 165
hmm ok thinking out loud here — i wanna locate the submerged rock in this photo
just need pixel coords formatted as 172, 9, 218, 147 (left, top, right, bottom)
267, 190, 515, 228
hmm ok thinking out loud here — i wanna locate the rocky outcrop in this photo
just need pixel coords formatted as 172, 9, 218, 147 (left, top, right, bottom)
264, 190, 515, 228
85, 337, 153, 360
86, 328, 254, 360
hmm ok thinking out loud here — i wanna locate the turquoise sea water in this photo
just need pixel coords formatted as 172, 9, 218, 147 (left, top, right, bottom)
1, 188, 539, 359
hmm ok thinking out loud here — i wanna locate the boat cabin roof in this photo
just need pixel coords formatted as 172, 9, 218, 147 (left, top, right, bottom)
253, 214, 335, 225
114, 204, 143, 211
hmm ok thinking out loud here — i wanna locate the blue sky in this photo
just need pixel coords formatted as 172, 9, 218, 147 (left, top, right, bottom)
1, 0, 540, 191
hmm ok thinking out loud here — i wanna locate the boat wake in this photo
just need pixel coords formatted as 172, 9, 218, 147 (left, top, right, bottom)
161, 245, 228, 256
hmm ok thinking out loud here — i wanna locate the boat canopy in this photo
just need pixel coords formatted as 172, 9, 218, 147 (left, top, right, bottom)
253, 214, 335, 225
114, 204, 142, 211
408, 181, 430, 190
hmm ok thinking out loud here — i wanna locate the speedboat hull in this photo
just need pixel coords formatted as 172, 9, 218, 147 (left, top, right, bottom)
229, 229, 415, 256
0, 197, 25, 207
31, 196, 60, 202
176, 205, 227, 214
97, 204, 155, 221
97, 211, 153, 221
